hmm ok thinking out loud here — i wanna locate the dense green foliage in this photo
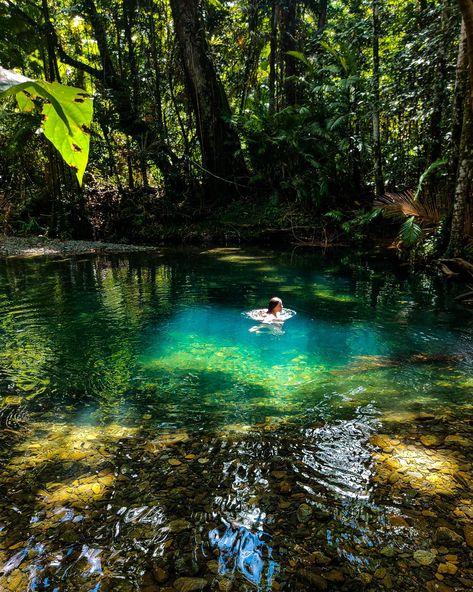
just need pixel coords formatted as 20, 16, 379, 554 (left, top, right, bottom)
0, 0, 471, 252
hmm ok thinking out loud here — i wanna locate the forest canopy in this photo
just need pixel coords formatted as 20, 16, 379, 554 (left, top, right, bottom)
0, 0, 471, 256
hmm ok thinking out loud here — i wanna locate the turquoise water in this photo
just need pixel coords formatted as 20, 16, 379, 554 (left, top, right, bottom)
0, 248, 471, 428
0, 247, 472, 591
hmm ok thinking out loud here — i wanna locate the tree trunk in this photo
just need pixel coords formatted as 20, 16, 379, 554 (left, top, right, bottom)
428, 0, 448, 164
239, 0, 264, 113
447, 1, 473, 256
453, 22, 468, 159
372, 0, 385, 197
318, 0, 328, 33
123, 0, 138, 110
148, 5, 165, 138
459, 0, 473, 94
41, 0, 62, 83
448, 20, 468, 198
269, 1, 278, 114
281, 0, 298, 107
447, 84, 473, 256
169, 0, 248, 194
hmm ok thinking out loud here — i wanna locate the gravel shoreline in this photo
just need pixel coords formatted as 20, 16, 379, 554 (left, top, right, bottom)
0, 236, 160, 258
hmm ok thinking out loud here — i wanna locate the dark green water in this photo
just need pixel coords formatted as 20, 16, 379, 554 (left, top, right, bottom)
0, 248, 472, 591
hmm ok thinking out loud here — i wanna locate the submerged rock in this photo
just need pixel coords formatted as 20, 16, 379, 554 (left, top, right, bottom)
168, 458, 183, 466
279, 481, 292, 494
426, 581, 454, 592
374, 567, 387, 579
444, 435, 473, 447
173, 577, 208, 591
433, 527, 464, 546
415, 413, 436, 421
371, 434, 395, 449
297, 570, 328, 590
324, 569, 344, 583
464, 524, 473, 548
437, 562, 457, 575
296, 503, 313, 523
380, 546, 397, 557
217, 578, 233, 592
420, 435, 441, 447
166, 519, 191, 533
413, 550, 436, 566
153, 566, 169, 583
310, 551, 331, 565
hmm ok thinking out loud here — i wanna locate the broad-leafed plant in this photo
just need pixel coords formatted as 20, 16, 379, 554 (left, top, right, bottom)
0, 67, 93, 186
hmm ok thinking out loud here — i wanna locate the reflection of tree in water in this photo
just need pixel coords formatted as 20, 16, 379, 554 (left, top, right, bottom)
209, 521, 278, 589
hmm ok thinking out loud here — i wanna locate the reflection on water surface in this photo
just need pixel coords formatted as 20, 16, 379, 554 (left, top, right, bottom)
0, 248, 472, 590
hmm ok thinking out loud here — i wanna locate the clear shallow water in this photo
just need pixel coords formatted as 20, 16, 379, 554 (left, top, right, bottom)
0, 247, 472, 591
1, 248, 471, 427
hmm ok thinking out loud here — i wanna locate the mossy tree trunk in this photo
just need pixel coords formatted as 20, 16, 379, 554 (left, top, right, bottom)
169, 0, 248, 196
447, 1, 473, 256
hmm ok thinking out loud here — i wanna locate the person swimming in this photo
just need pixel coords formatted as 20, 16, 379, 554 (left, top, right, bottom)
266, 297, 283, 319
243, 297, 294, 323
245, 296, 294, 333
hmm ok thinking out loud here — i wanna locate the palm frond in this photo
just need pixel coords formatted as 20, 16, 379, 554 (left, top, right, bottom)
374, 190, 442, 225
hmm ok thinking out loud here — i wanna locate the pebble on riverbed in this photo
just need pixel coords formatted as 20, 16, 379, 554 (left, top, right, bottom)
0, 409, 472, 591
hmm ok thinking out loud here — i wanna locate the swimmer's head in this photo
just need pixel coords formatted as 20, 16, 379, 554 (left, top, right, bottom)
267, 297, 283, 315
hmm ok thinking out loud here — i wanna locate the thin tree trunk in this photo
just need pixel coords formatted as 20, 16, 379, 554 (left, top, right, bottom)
281, 0, 298, 107
169, 67, 190, 154
148, 6, 165, 138
169, 0, 248, 194
269, 2, 278, 114
101, 124, 123, 191
372, 0, 385, 197
126, 137, 135, 190
239, 0, 263, 113
318, 0, 328, 33
41, 0, 61, 83
123, 0, 138, 110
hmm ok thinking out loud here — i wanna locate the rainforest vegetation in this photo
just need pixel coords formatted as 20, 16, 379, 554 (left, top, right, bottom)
0, 0, 472, 256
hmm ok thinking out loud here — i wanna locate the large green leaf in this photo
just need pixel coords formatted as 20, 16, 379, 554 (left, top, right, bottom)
286, 51, 310, 68
415, 158, 448, 199
400, 216, 422, 246
40, 82, 93, 185
0, 67, 93, 186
